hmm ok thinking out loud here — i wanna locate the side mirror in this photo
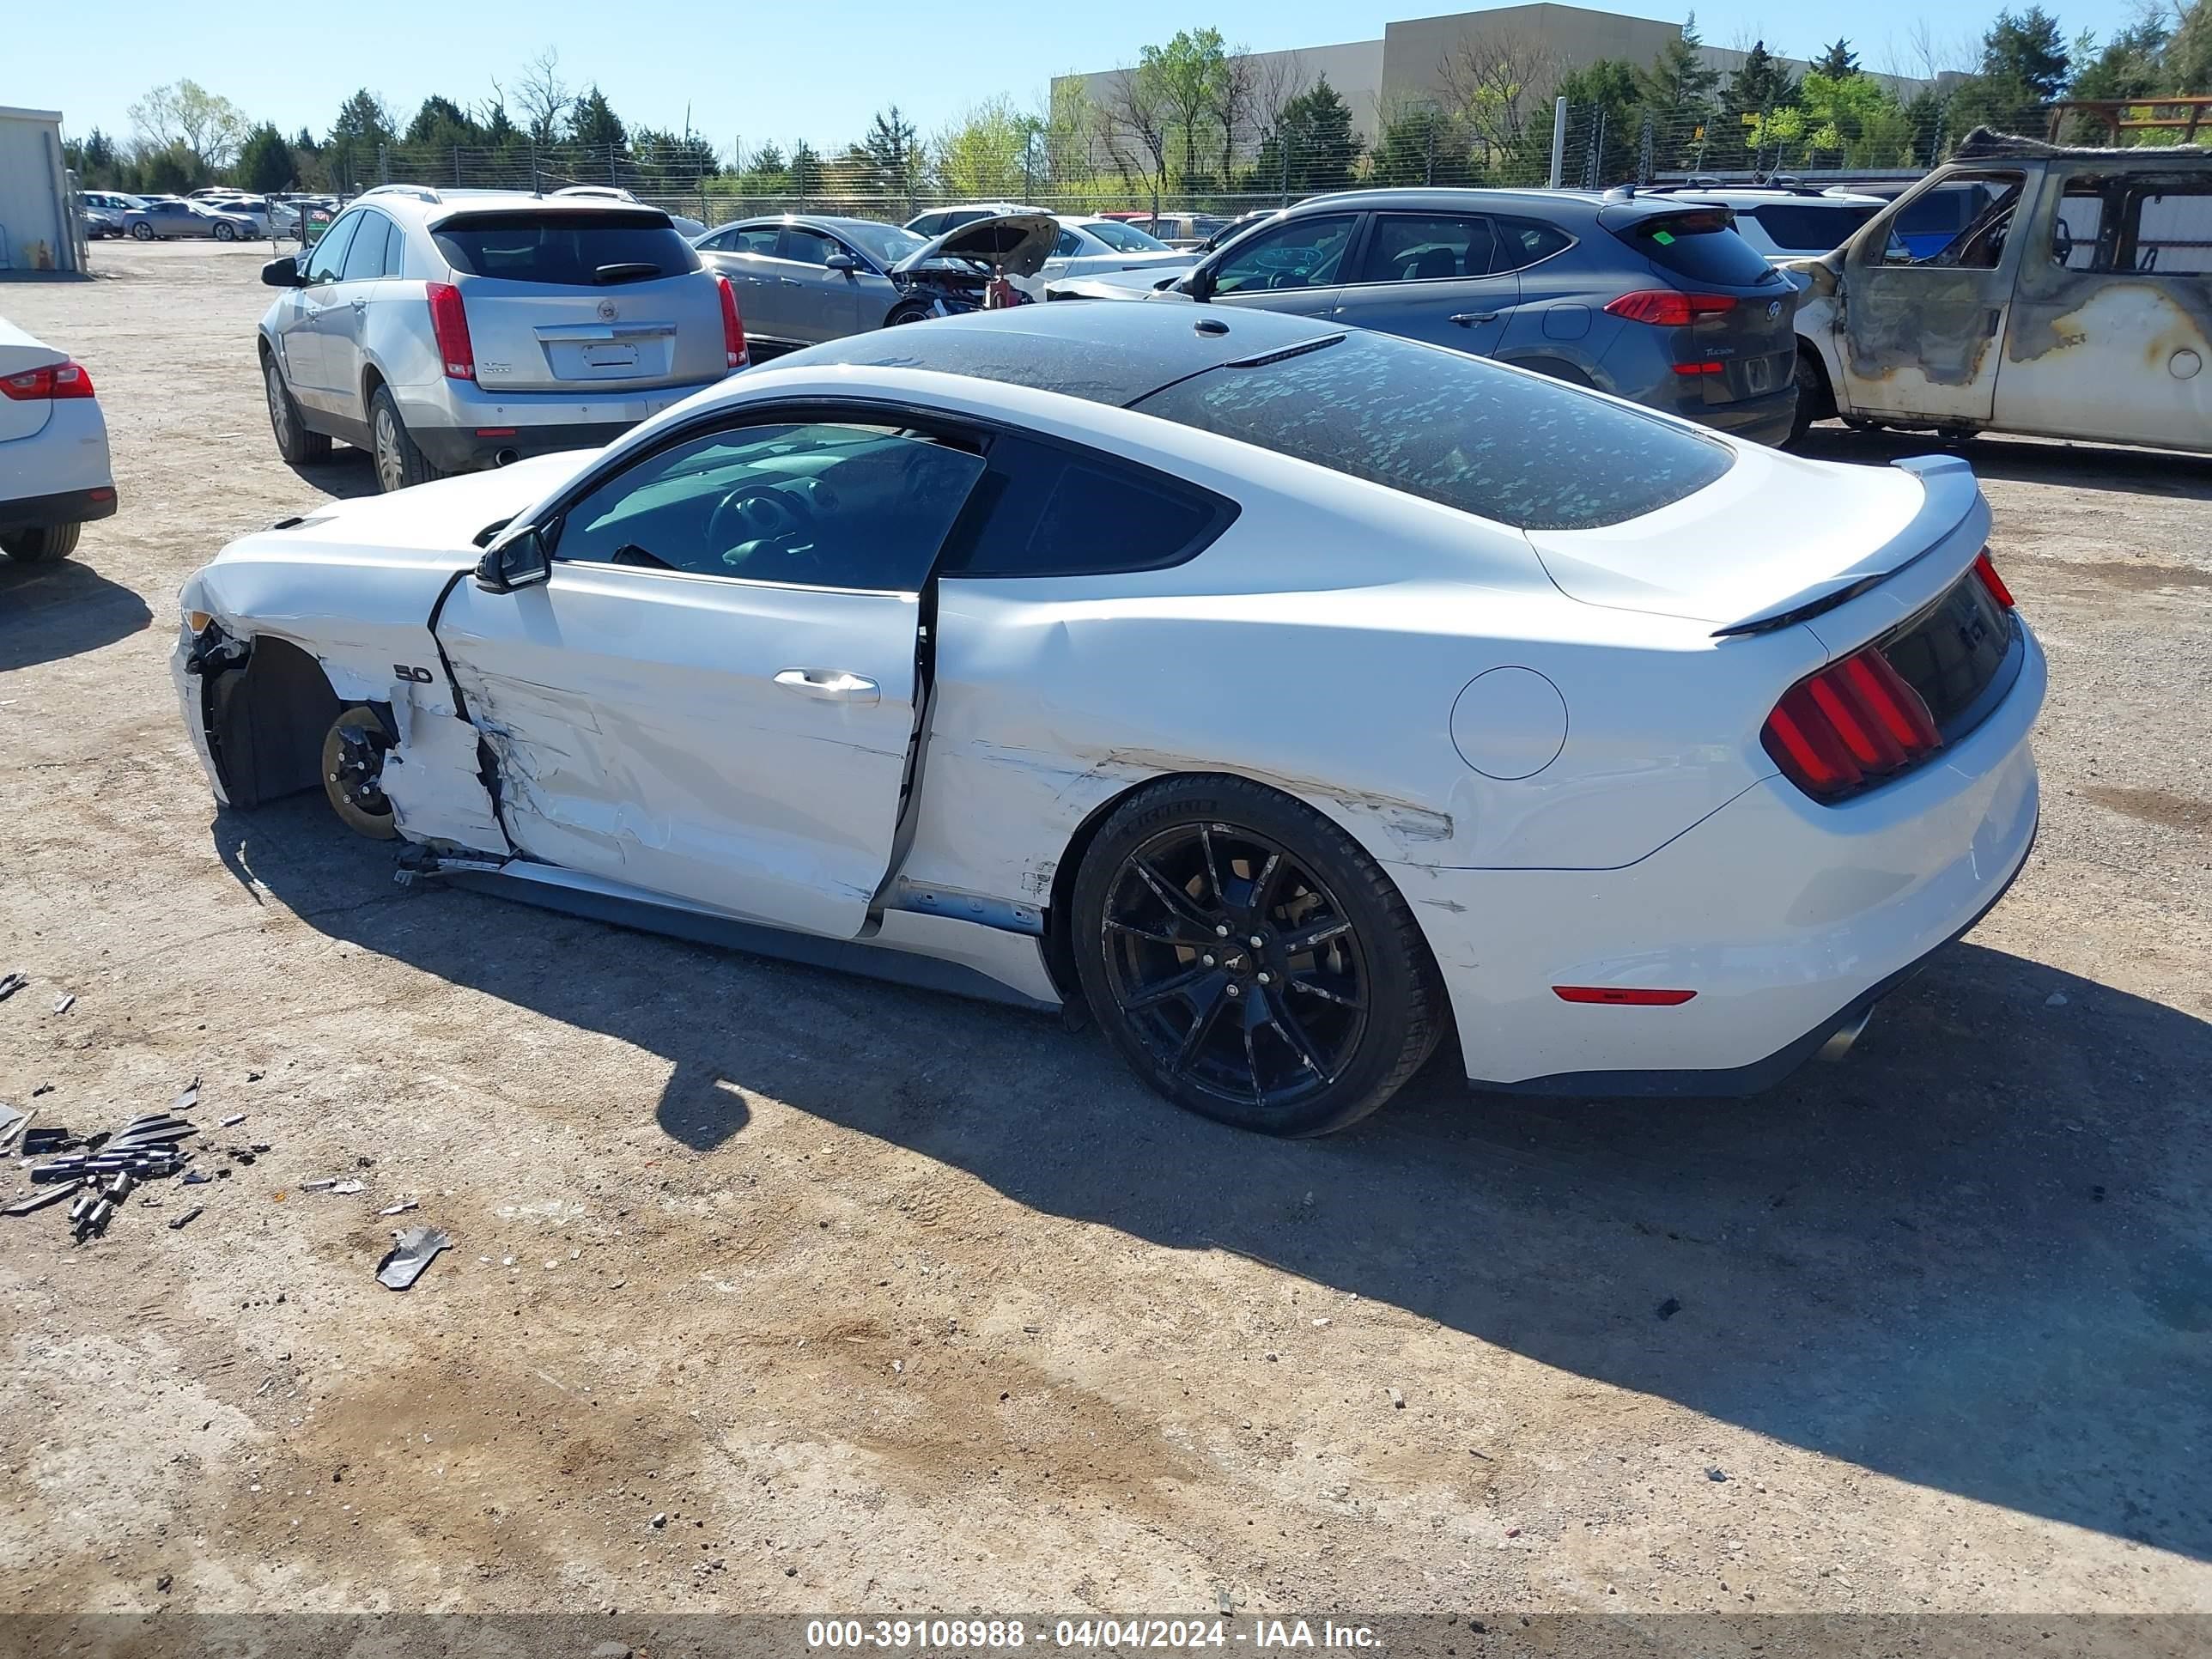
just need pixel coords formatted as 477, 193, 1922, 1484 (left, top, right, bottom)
474, 524, 550, 594
824, 252, 860, 273
1178, 266, 1215, 301
262, 255, 303, 288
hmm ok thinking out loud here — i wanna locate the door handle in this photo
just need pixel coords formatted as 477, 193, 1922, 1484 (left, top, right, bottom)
775, 668, 880, 704
1984, 306, 2002, 337
778, 276, 804, 287
350, 299, 368, 313
1450, 312, 1499, 326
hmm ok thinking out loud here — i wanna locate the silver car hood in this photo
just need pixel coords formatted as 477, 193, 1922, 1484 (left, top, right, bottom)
891, 213, 1059, 277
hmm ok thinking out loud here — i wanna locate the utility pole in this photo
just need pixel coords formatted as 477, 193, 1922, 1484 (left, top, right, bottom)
1548, 96, 1567, 189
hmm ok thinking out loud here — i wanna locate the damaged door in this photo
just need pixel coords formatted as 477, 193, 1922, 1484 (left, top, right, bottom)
1836, 168, 2033, 426
1996, 166, 2212, 448
434, 415, 987, 939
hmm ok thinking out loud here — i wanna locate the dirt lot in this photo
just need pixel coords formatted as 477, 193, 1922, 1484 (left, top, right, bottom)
2, 241, 2209, 1628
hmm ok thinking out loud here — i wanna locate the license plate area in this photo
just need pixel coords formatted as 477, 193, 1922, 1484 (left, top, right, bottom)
582, 343, 638, 368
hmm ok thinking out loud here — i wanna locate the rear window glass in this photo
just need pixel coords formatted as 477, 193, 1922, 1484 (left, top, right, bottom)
432, 210, 699, 285
1615, 210, 1778, 287
1748, 203, 1881, 252
1130, 330, 1732, 532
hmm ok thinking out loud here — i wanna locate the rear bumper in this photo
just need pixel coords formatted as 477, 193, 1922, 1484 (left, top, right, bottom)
392, 375, 730, 474
1395, 625, 2046, 1096
1692, 382, 1798, 447
0, 484, 118, 534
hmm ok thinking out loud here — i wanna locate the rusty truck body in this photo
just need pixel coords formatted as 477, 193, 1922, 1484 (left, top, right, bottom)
1789, 131, 2211, 452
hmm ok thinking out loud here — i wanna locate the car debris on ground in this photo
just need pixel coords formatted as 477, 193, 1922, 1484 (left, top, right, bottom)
377, 1226, 452, 1291
0, 971, 27, 1002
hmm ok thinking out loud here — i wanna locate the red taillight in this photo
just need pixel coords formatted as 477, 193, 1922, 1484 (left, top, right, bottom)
1670, 361, 1724, 375
1603, 289, 1737, 326
1553, 986, 1698, 1006
0, 361, 95, 400
425, 282, 474, 381
1762, 644, 1943, 802
1973, 550, 2014, 609
714, 274, 747, 370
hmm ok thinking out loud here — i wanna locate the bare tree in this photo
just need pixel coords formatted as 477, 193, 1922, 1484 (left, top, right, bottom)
1250, 52, 1312, 154
1098, 67, 1171, 206
1437, 28, 1563, 156
1214, 49, 1260, 179
496, 49, 575, 147
128, 80, 250, 170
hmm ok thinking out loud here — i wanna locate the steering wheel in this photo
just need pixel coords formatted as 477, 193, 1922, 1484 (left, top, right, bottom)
2051, 216, 2074, 265
706, 480, 817, 568
1266, 268, 1307, 289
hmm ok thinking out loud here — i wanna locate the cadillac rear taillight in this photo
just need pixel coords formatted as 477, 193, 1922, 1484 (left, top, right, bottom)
714, 274, 747, 370
1973, 550, 2014, 608
1603, 289, 1737, 326
0, 361, 96, 400
425, 282, 475, 380
1762, 644, 1943, 801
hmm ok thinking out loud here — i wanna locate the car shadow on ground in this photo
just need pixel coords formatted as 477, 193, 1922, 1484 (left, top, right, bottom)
0, 553, 153, 672
1793, 424, 2212, 501
227, 797, 2212, 1564
289, 449, 379, 501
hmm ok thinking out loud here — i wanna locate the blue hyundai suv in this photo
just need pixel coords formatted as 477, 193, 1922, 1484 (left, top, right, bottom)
1054, 186, 1802, 446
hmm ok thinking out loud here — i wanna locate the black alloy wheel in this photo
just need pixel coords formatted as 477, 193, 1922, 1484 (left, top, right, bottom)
1073, 776, 1444, 1136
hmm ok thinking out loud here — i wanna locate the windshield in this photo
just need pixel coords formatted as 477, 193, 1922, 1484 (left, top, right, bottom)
433, 210, 700, 284
1615, 210, 1779, 287
841, 221, 926, 266
1130, 330, 1733, 532
1084, 219, 1170, 252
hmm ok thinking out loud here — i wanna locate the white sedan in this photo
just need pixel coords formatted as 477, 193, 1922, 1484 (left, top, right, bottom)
173, 302, 2042, 1135
1024, 216, 1194, 299
1, 318, 116, 562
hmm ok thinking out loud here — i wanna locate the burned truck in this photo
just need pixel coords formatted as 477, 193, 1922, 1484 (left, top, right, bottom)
1788, 130, 2210, 452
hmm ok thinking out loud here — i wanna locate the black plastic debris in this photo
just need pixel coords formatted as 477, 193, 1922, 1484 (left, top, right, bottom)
377, 1226, 453, 1291
3, 1183, 82, 1218
168, 1206, 204, 1231
1656, 1297, 1682, 1321
0, 972, 26, 1002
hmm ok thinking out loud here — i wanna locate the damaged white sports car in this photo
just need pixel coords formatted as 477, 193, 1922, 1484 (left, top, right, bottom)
175, 302, 2043, 1135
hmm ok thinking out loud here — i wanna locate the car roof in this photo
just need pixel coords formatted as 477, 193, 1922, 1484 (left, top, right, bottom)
765, 301, 1342, 410
731, 213, 909, 234
1673, 187, 1888, 206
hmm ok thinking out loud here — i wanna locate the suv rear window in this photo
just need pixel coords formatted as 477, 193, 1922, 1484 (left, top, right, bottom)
1615, 210, 1778, 287
431, 210, 699, 285
1130, 330, 1733, 532
1748, 203, 1881, 252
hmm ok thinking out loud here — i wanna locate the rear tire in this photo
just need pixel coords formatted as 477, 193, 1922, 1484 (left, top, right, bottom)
1071, 775, 1445, 1138
131, 222, 154, 240
1789, 345, 1834, 444
0, 523, 81, 563
214, 222, 237, 242
368, 386, 443, 493
264, 352, 331, 465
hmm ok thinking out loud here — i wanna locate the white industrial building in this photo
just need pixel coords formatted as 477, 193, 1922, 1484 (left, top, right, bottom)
0, 106, 87, 276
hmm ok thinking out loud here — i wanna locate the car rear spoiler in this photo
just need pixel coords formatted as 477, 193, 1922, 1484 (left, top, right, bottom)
1711, 454, 1990, 638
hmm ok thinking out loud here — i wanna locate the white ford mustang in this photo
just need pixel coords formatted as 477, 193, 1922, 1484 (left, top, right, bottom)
173, 302, 2043, 1136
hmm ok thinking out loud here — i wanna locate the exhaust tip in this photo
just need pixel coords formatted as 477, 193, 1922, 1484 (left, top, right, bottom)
492, 447, 520, 468
1817, 1006, 1874, 1063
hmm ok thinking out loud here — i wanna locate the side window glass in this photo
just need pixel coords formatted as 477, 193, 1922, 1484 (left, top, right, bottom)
2126, 182, 2212, 275
1490, 217, 1574, 272
2052, 183, 2106, 270
303, 212, 360, 283
1357, 215, 1496, 283
780, 228, 836, 266
1212, 215, 1357, 295
939, 434, 1229, 579
340, 213, 390, 281
734, 226, 782, 255
1054, 228, 1084, 257
555, 422, 985, 592
1887, 173, 2024, 270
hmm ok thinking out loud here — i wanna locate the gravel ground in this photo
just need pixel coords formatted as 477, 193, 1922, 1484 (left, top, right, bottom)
2, 242, 2209, 1625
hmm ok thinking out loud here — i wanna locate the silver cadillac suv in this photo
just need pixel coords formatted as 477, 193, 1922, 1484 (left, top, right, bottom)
255, 185, 748, 491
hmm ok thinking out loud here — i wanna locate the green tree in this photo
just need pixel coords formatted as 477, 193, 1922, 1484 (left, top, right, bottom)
404, 95, 479, 148
931, 97, 1036, 198
1553, 58, 1644, 184
326, 88, 394, 191
1638, 12, 1722, 170
1136, 27, 1230, 187
128, 80, 250, 172
236, 123, 296, 192
790, 140, 823, 197
1796, 70, 1912, 166
864, 106, 922, 199
1715, 40, 1798, 169
1982, 5, 2074, 100
568, 87, 626, 152
1370, 105, 1481, 186
1250, 76, 1360, 195
143, 143, 198, 193
1815, 39, 1859, 78
2173, 0, 2212, 92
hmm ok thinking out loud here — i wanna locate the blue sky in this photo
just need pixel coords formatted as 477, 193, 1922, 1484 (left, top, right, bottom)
35, 0, 2151, 161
